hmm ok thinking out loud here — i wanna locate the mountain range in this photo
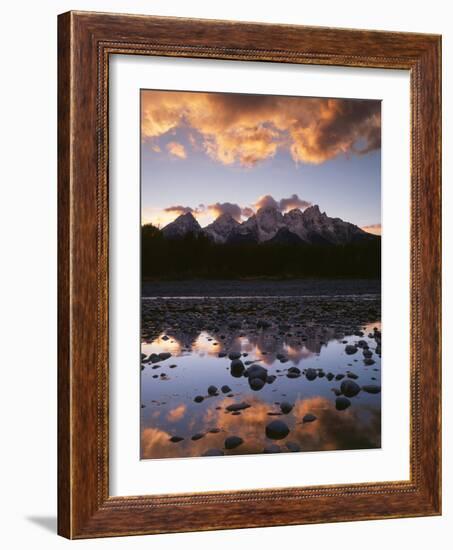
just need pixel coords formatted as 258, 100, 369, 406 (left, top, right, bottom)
161, 205, 377, 246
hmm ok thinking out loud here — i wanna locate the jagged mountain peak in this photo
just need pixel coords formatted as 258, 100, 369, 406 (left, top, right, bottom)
204, 213, 240, 243
162, 211, 202, 239
160, 203, 377, 245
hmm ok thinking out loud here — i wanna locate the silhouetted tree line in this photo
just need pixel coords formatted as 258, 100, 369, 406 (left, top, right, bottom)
141, 224, 381, 280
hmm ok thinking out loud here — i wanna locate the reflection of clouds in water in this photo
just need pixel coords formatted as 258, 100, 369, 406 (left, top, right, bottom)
166, 404, 186, 422
141, 395, 380, 459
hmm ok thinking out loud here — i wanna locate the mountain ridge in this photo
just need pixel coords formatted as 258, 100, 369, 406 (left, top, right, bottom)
159, 205, 378, 246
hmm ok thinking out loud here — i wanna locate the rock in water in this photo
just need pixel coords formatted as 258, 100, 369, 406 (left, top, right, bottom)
194, 395, 204, 403
286, 441, 301, 452
228, 352, 241, 360
305, 368, 317, 381
207, 385, 218, 396
221, 385, 232, 394
303, 413, 317, 423
345, 345, 358, 355
265, 420, 290, 440
226, 402, 250, 412
245, 365, 268, 381
280, 401, 294, 414
230, 359, 245, 377
158, 352, 172, 361
362, 384, 381, 394
169, 436, 184, 443
335, 397, 351, 411
224, 436, 244, 450
249, 377, 265, 391
340, 379, 361, 398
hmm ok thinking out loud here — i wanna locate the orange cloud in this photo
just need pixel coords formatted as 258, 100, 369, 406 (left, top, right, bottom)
362, 223, 382, 235
141, 91, 380, 167
254, 193, 311, 213
166, 141, 187, 159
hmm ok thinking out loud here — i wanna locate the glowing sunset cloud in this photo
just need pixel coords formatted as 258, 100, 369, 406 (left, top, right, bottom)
141, 90, 381, 231
142, 90, 381, 167
362, 224, 382, 236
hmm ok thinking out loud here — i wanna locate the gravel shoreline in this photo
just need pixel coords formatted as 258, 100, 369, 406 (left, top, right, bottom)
142, 278, 381, 298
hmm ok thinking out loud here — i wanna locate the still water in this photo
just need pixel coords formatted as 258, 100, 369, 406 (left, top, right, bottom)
140, 294, 381, 459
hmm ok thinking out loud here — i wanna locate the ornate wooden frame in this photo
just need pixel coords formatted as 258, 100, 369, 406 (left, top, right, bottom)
58, 10, 442, 538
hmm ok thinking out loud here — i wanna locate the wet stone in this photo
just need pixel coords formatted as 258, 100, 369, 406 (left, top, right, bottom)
280, 401, 294, 414
340, 379, 361, 398
362, 384, 381, 394
169, 436, 184, 443
224, 436, 244, 450
335, 396, 351, 411
265, 420, 290, 440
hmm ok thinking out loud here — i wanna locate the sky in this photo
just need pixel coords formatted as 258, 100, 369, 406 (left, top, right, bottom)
141, 90, 381, 234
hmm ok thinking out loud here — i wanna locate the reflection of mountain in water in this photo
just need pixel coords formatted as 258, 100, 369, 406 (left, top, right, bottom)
142, 295, 381, 361
148, 325, 348, 364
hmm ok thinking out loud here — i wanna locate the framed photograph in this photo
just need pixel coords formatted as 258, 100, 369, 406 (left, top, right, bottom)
58, 11, 441, 538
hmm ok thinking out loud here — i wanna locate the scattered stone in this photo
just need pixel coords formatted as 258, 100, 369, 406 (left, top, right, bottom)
305, 368, 317, 381
228, 351, 241, 360
207, 385, 218, 396
191, 433, 204, 441
335, 397, 351, 411
340, 379, 361, 398
303, 413, 317, 423
245, 365, 268, 381
158, 352, 171, 361
169, 436, 184, 443
249, 378, 265, 391
230, 359, 245, 377
221, 385, 232, 394
265, 420, 290, 440
345, 345, 358, 355
194, 395, 204, 403
288, 366, 301, 375
280, 401, 294, 414
362, 384, 381, 394
224, 436, 244, 450
286, 441, 301, 452
226, 402, 251, 412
